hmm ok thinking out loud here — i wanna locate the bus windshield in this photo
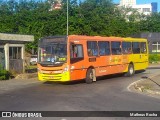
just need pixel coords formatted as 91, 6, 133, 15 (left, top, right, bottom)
38, 43, 67, 65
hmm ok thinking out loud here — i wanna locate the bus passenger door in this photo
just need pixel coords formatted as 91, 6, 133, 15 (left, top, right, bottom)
70, 44, 85, 80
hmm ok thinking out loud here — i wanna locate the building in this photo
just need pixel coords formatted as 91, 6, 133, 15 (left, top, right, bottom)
151, 2, 158, 12
132, 33, 160, 53
0, 33, 34, 73
49, 0, 62, 11
119, 0, 158, 15
120, 0, 136, 7
132, 4, 152, 15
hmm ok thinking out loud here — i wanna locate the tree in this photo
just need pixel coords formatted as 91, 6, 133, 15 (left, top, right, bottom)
140, 13, 160, 32
0, 0, 160, 53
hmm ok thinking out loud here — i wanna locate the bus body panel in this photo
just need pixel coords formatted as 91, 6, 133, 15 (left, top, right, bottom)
37, 35, 148, 82
123, 38, 149, 71
68, 35, 126, 80
37, 63, 70, 82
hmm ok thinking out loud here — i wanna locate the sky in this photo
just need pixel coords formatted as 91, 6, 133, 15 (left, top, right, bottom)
113, 0, 160, 12
6, 0, 160, 12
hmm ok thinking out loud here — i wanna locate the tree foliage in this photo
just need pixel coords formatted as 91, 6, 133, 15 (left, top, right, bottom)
0, 0, 160, 53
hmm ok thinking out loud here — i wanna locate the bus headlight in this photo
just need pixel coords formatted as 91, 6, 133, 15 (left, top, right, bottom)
63, 66, 69, 73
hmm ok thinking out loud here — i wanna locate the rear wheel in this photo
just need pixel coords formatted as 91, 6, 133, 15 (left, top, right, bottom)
125, 64, 135, 77
85, 68, 94, 84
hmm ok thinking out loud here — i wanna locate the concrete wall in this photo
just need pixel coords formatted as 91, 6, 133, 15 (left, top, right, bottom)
0, 33, 34, 73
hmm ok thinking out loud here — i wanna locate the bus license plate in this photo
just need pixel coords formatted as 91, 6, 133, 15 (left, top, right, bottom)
50, 76, 53, 79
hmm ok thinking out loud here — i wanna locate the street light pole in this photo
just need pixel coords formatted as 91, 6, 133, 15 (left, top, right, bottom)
67, 0, 69, 36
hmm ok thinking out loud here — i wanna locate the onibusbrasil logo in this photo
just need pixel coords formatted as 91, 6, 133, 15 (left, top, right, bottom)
1, 112, 42, 118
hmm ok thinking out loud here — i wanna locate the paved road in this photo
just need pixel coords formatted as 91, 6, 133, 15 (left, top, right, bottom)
0, 68, 160, 119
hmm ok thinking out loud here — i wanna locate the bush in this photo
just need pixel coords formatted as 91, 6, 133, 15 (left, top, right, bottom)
0, 65, 9, 80
149, 54, 160, 63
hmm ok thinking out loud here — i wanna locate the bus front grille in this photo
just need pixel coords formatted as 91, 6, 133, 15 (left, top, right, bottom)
41, 74, 62, 81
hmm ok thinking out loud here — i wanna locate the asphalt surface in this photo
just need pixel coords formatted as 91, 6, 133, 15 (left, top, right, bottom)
0, 65, 160, 120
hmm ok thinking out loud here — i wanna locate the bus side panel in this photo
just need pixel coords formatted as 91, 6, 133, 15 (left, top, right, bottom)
107, 55, 125, 74
70, 68, 87, 81
123, 38, 149, 71
95, 55, 128, 76
122, 54, 130, 73
122, 52, 148, 72
94, 56, 109, 76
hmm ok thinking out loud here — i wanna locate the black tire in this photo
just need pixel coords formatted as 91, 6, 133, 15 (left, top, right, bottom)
125, 64, 135, 77
85, 68, 94, 84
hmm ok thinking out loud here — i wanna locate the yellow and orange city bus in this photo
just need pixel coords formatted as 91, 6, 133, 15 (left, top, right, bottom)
37, 35, 148, 83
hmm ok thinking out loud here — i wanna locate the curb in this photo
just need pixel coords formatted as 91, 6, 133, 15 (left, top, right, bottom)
128, 71, 160, 96
15, 73, 38, 79
145, 89, 160, 95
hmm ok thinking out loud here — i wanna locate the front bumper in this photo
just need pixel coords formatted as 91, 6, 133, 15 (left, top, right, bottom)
38, 71, 70, 82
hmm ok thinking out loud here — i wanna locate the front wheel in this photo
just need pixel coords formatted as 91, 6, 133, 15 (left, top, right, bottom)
125, 64, 135, 77
85, 68, 94, 84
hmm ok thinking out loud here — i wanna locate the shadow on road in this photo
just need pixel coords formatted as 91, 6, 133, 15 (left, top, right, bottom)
42, 70, 146, 85
147, 67, 160, 69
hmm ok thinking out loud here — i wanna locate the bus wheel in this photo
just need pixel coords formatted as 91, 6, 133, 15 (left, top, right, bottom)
125, 64, 135, 77
85, 68, 94, 84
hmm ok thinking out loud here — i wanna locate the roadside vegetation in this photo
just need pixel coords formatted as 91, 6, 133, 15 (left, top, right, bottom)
0, 0, 160, 53
25, 65, 37, 73
149, 54, 160, 63
0, 65, 9, 80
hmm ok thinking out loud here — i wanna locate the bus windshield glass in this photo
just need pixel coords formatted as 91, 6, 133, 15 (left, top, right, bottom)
38, 43, 67, 65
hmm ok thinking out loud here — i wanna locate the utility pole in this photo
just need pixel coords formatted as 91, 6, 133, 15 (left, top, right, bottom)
67, 0, 69, 36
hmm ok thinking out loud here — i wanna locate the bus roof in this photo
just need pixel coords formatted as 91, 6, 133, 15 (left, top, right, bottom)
39, 35, 148, 43
123, 37, 148, 42
68, 35, 123, 41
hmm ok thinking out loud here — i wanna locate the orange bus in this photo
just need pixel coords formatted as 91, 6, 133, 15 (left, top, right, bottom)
37, 35, 148, 83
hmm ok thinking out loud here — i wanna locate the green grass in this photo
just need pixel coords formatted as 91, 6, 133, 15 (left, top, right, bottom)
149, 54, 160, 63
0, 65, 10, 80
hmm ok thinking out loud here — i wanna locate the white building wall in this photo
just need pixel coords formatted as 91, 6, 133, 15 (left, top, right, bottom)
119, 0, 152, 15
4, 44, 9, 70
120, 0, 136, 6
132, 4, 152, 15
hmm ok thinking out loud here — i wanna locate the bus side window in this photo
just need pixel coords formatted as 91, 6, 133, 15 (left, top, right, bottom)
98, 41, 110, 56
141, 42, 147, 53
132, 42, 140, 54
87, 41, 98, 56
70, 44, 83, 58
111, 41, 122, 55
122, 42, 132, 54
70, 45, 77, 58
88, 49, 93, 56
